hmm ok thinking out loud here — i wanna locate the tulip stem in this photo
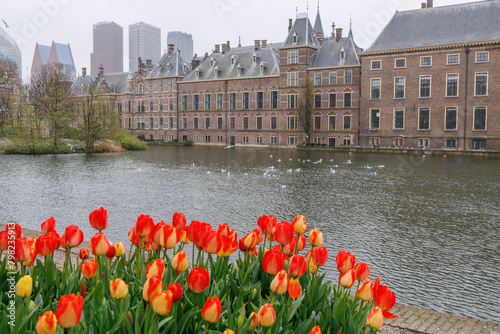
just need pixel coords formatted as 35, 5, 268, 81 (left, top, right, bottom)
204, 322, 209, 334
148, 314, 159, 334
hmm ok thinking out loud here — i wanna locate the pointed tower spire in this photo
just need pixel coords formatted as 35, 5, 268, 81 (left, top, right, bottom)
348, 13, 353, 38
313, 0, 324, 37
238, 36, 241, 48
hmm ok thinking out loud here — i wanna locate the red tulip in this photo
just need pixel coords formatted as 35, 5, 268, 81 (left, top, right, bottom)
288, 277, 302, 299
48, 230, 61, 250
79, 248, 89, 260
188, 267, 210, 293
61, 225, 84, 249
36, 310, 57, 334
274, 221, 294, 246
188, 221, 212, 247
128, 227, 140, 246
240, 231, 258, 251
89, 207, 107, 231
41, 217, 55, 234
172, 251, 189, 272
309, 325, 322, 334
152, 290, 174, 316
289, 254, 308, 278
80, 282, 86, 298
216, 223, 230, 236
80, 259, 97, 279
336, 250, 355, 273
201, 296, 222, 323
90, 232, 110, 256
56, 294, 83, 328
179, 226, 191, 244
135, 214, 155, 238
172, 212, 186, 230
152, 221, 178, 249
357, 279, 374, 302
262, 248, 285, 275
0, 231, 8, 251
35, 234, 57, 256
146, 259, 165, 279
257, 215, 276, 235
374, 278, 397, 319
354, 262, 370, 282
106, 243, 116, 260
283, 237, 296, 256
142, 275, 163, 302
296, 234, 306, 251
270, 270, 289, 295
252, 228, 264, 245
308, 228, 323, 246
167, 283, 183, 302
339, 268, 356, 288
258, 303, 276, 327
292, 214, 307, 234
218, 235, 238, 257
312, 247, 328, 266
248, 312, 258, 330
202, 229, 222, 254
367, 307, 384, 329
22, 248, 37, 267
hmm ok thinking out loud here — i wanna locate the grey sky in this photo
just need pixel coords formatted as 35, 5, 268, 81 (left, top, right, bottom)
2, 0, 482, 81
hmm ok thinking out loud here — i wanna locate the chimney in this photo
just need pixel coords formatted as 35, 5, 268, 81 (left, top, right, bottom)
288, 19, 293, 32
222, 43, 228, 54
421, 2, 427, 8
214, 44, 220, 53
168, 44, 174, 56
146, 59, 152, 71
336, 28, 343, 42
261, 40, 267, 48
316, 32, 324, 46
82, 67, 86, 78
191, 54, 200, 69
254, 40, 260, 51
227, 40, 231, 50
98, 65, 104, 77
427, 0, 433, 7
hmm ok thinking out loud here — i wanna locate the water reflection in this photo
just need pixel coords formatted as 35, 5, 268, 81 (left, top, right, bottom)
1, 146, 499, 322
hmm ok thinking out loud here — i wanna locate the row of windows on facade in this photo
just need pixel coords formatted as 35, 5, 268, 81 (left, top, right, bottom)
127, 114, 352, 132
369, 137, 487, 150
136, 79, 175, 95
287, 69, 353, 87
370, 52, 490, 70
368, 106, 488, 131
369, 72, 489, 99
287, 50, 347, 66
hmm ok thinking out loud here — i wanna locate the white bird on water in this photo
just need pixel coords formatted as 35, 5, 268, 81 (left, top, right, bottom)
346, 160, 352, 164
277, 159, 281, 162
287, 169, 292, 172
295, 168, 301, 172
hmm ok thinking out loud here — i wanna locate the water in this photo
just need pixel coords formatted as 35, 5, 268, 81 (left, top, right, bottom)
1, 146, 499, 322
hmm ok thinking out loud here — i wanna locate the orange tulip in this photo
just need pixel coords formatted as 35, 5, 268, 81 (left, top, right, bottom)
172, 251, 189, 272
35, 234, 57, 256
0, 231, 8, 251
167, 282, 183, 302
289, 254, 308, 278
15, 275, 32, 297
80, 282, 86, 298
374, 278, 397, 319
80, 259, 97, 279
223, 330, 235, 334
22, 248, 37, 267
241, 231, 258, 250
152, 290, 174, 316
188, 267, 210, 293
179, 226, 191, 244
248, 312, 258, 330
187, 220, 212, 247
172, 212, 186, 230
27, 236, 36, 250
357, 279, 374, 302
56, 294, 83, 328
79, 248, 89, 260
354, 262, 370, 282
110, 278, 129, 299
152, 221, 178, 249
270, 270, 289, 295
216, 223, 230, 236
48, 230, 61, 250
41, 217, 56, 235
202, 229, 222, 254
61, 225, 84, 249
90, 232, 110, 256
135, 214, 155, 239
296, 234, 306, 251
312, 247, 328, 266
288, 277, 302, 299
115, 242, 126, 257
218, 235, 238, 257
36, 310, 57, 334
201, 296, 222, 323
142, 275, 163, 302
308, 228, 323, 246
309, 325, 322, 334
274, 221, 294, 246
257, 214, 276, 235
283, 237, 296, 256
128, 227, 141, 246
292, 214, 307, 234
146, 259, 165, 279
258, 303, 276, 327
339, 268, 356, 288
367, 307, 384, 329
262, 248, 285, 275
336, 250, 355, 273
89, 207, 107, 231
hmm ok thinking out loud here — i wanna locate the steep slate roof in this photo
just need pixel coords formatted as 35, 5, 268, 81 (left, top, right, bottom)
53, 43, 75, 68
282, 15, 320, 48
37, 44, 51, 65
182, 44, 281, 82
70, 72, 129, 96
313, 10, 324, 37
69, 75, 94, 96
364, 0, 500, 53
147, 51, 191, 79
309, 33, 363, 68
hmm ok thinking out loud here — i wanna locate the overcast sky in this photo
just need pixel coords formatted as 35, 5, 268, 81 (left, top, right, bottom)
2, 0, 482, 81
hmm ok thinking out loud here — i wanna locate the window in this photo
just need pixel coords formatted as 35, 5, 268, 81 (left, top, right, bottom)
394, 77, 405, 99
159, 99, 163, 111
473, 139, 486, 149
393, 138, 404, 147
193, 135, 199, 142
159, 117, 163, 129
476, 52, 489, 63
445, 107, 457, 130
169, 98, 173, 111
271, 91, 278, 109
242, 92, 249, 109
288, 50, 298, 64
256, 136, 263, 144
329, 116, 336, 130
271, 116, 277, 130
243, 116, 248, 130
394, 108, 404, 130
343, 115, 351, 130
420, 76, 431, 98
182, 117, 187, 129
418, 138, 429, 148
371, 60, 381, 70
182, 96, 187, 110
344, 93, 351, 108
345, 69, 352, 84
169, 79, 173, 91
229, 116, 235, 129
117, 103, 122, 114
287, 95, 298, 109
369, 137, 380, 147
229, 93, 236, 110
447, 54, 459, 64
137, 118, 145, 129
371, 79, 381, 99
287, 72, 298, 86
475, 73, 488, 96
205, 94, 211, 110
193, 117, 199, 129
343, 137, 351, 146
128, 101, 131, 113
419, 108, 430, 130
370, 109, 380, 130
287, 136, 297, 145
474, 107, 486, 130
137, 100, 144, 112
169, 117, 174, 129
217, 117, 223, 129
242, 135, 249, 144
292, 33, 298, 44
257, 92, 263, 109
330, 71, 337, 85
315, 94, 321, 108
270, 136, 277, 144
256, 116, 262, 130
205, 117, 211, 129
217, 94, 223, 110
314, 116, 321, 130
149, 81, 154, 93
287, 115, 298, 130
420, 56, 431, 66
445, 139, 457, 149
313, 137, 321, 145
193, 95, 199, 110
205, 135, 211, 143
340, 51, 345, 60
149, 117, 153, 129
218, 135, 223, 143
315, 72, 322, 85
446, 74, 458, 97
138, 84, 143, 94
159, 80, 163, 92
329, 93, 336, 108
150, 99, 154, 111
395, 59, 406, 68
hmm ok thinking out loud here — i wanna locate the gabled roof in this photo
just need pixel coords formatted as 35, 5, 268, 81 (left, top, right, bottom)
363, 0, 500, 54
37, 44, 51, 65
282, 15, 320, 48
147, 51, 190, 79
53, 42, 75, 68
70, 72, 129, 96
309, 34, 362, 68
69, 75, 95, 96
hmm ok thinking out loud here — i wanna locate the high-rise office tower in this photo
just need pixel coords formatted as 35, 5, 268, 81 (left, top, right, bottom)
167, 31, 193, 61
0, 26, 22, 78
91, 21, 123, 77
129, 22, 161, 73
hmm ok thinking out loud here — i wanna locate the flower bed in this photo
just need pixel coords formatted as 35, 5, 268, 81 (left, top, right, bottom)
0, 208, 397, 333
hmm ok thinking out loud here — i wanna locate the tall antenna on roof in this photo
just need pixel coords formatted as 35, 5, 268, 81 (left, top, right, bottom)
306, 0, 309, 44
318, 0, 320, 12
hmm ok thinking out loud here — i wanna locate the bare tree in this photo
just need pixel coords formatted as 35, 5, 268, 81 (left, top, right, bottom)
297, 74, 315, 146
0, 56, 21, 134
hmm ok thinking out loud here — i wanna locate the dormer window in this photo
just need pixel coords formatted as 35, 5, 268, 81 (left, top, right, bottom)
183, 64, 187, 72
293, 33, 298, 44
237, 64, 242, 75
340, 49, 345, 60
167, 63, 171, 72
231, 56, 235, 65
214, 66, 220, 78
196, 68, 201, 79
260, 62, 267, 74
210, 58, 215, 67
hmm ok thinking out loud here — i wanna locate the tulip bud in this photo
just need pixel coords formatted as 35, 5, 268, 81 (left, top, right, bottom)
135, 214, 155, 238
354, 262, 370, 282
79, 248, 89, 260
28, 300, 36, 312
56, 294, 83, 328
308, 228, 323, 246
90, 232, 110, 256
146, 259, 165, 279
288, 278, 302, 299
188, 267, 210, 293
274, 221, 294, 246
15, 275, 32, 298
152, 222, 178, 249
289, 254, 308, 278
357, 279, 374, 302
22, 248, 37, 267
167, 283, 183, 302
367, 307, 384, 329
257, 214, 276, 235
81, 259, 97, 279
309, 325, 322, 334
143, 275, 163, 302
248, 311, 258, 330
336, 250, 355, 273
270, 270, 289, 295
339, 268, 356, 289
152, 290, 174, 316
292, 214, 307, 234
258, 303, 276, 327
172, 250, 189, 272
252, 288, 257, 299
201, 296, 222, 323
61, 225, 84, 249
89, 207, 108, 231
35, 234, 57, 256
172, 212, 186, 230
262, 248, 285, 275
311, 247, 328, 267
237, 309, 246, 328
115, 242, 126, 257
223, 330, 235, 334
36, 310, 57, 334
41, 217, 56, 235
110, 278, 129, 300
309, 261, 318, 274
